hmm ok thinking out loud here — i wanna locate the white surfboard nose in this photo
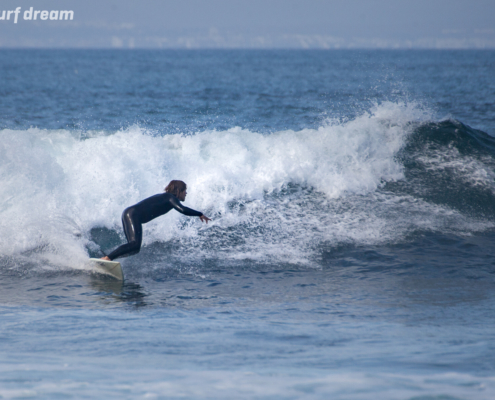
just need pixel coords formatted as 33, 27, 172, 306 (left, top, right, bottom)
88, 258, 124, 280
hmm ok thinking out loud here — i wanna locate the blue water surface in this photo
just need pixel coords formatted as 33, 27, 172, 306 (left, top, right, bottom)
1, 50, 495, 399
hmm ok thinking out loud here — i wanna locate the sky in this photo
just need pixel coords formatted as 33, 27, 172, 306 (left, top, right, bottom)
0, 0, 494, 49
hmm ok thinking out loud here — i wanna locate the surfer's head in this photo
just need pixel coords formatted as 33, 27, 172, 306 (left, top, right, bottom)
165, 180, 187, 201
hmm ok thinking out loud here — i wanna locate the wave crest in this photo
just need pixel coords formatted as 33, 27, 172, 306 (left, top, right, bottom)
3, 101, 492, 270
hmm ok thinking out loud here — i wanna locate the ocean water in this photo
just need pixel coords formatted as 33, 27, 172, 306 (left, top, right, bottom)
1, 49, 495, 399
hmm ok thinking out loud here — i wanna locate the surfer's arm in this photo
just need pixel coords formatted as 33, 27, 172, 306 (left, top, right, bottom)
169, 196, 204, 217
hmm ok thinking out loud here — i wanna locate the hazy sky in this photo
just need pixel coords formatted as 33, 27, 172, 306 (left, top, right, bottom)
1, 0, 494, 48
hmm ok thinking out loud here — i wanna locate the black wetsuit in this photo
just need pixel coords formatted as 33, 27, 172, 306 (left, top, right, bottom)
107, 193, 202, 260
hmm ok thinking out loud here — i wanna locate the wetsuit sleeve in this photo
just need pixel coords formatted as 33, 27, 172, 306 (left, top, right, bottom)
169, 196, 203, 217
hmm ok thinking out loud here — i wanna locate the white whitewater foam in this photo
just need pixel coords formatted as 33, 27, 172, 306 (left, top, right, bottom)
2, 101, 475, 269
0, 366, 492, 400
417, 144, 495, 194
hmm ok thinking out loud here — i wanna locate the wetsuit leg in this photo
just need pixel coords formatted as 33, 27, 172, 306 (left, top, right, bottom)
107, 207, 143, 260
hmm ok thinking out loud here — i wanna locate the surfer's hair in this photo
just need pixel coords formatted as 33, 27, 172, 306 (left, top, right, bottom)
165, 180, 187, 197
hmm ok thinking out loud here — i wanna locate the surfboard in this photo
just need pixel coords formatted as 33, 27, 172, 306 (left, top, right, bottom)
88, 258, 124, 280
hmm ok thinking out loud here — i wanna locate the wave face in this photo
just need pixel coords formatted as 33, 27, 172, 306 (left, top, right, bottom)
1, 101, 494, 271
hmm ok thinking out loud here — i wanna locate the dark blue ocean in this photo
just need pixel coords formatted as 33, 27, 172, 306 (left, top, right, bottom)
1, 50, 495, 399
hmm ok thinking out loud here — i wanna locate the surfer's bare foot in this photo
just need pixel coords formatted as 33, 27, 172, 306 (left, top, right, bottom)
101, 256, 111, 261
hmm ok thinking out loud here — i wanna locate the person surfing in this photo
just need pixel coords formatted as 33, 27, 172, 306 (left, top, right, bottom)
101, 180, 211, 261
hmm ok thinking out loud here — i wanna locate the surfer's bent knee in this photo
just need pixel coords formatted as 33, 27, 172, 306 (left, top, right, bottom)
128, 240, 142, 254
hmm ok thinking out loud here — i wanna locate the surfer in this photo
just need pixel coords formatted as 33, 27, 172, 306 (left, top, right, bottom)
101, 180, 211, 261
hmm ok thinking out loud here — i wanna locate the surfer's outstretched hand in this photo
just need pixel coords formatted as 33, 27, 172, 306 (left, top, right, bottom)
200, 215, 211, 224
101, 256, 111, 261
